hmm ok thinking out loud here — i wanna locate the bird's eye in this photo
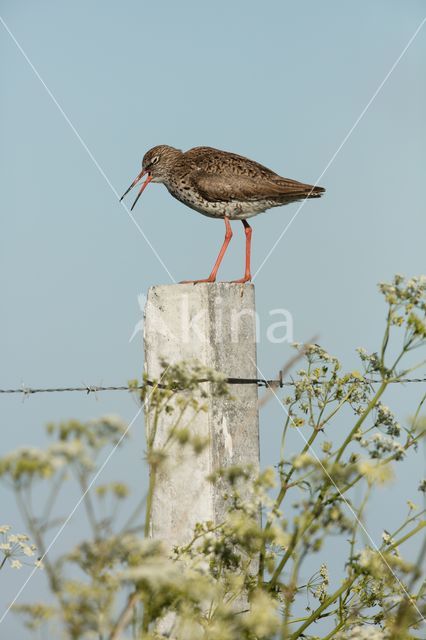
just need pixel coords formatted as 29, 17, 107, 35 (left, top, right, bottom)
151, 156, 159, 165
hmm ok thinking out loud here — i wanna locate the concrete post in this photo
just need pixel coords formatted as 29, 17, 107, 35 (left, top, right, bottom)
144, 283, 259, 548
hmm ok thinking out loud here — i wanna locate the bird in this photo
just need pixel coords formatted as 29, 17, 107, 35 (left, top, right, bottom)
120, 145, 325, 283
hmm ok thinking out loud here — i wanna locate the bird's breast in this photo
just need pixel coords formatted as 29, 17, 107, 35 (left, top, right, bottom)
165, 182, 272, 220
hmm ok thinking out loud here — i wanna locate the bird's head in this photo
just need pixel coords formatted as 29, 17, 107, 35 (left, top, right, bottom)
142, 145, 182, 182
120, 145, 182, 210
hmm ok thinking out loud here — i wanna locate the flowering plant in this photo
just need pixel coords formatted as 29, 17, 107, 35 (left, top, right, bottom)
0, 276, 425, 639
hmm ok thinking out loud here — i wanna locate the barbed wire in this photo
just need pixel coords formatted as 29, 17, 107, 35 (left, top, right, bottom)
1, 375, 425, 397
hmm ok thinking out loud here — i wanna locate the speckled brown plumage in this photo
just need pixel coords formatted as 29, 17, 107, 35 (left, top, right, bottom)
121, 145, 325, 283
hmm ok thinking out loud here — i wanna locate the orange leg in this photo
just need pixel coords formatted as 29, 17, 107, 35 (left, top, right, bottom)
228, 219, 252, 283
180, 217, 233, 284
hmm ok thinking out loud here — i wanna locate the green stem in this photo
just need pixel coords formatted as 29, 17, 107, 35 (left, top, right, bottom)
386, 509, 426, 544
42, 468, 67, 522
120, 494, 147, 534
78, 471, 99, 538
386, 520, 426, 552
15, 489, 64, 604
412, 392, 426, 430
269, 526, 299, 588
259, 424, 322, 584
179, 522, 224, 554
281, 545, 305, 639
274, 382, 389, 588
327, 422, 426, 508
380, 310, 391, 365
289, 576, 356, 640
144, 468, 157, 539
279, 411, 293, 465
322, 620, 346, 640
335, 381, 387, 463
319, 386, 356, 430
349, 487, 370, 565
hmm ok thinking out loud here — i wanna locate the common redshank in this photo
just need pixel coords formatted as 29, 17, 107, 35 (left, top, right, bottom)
120, 145, 325, 283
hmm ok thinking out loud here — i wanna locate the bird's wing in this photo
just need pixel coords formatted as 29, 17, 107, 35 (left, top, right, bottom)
189, 171, 320, 203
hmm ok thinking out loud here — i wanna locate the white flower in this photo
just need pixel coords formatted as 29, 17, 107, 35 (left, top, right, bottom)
314, 582, 327, 602
337, 624, 389, 639
22, 545, 35, 557
293, 453, 315, 469
194, 560, 209, 574
381, 530, 392, 545
0, 525, 11, 534
10, 559, 22, 569
319, 563, 329, 583
16, 534, 29, 542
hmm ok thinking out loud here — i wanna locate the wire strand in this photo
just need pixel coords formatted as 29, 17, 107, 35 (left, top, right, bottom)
1, 376, 425, 396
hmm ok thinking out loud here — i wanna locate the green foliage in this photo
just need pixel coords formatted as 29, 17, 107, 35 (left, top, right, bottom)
0, 275, 425, 639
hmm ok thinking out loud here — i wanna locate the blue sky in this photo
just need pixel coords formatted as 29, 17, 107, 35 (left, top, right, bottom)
1, 1, 425, 635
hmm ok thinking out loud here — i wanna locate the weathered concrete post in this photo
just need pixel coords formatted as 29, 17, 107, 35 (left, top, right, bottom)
144, 283, 259, 548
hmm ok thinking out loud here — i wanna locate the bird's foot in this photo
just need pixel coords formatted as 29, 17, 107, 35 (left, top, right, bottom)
179, 275, 252, 285
179, 277, 216, 284
227, 275, 252, 284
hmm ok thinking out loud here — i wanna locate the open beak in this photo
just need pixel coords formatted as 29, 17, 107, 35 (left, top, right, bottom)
120, 168, 153, 211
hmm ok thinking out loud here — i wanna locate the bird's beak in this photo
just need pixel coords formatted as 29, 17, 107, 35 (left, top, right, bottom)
120, 168, 153, 211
